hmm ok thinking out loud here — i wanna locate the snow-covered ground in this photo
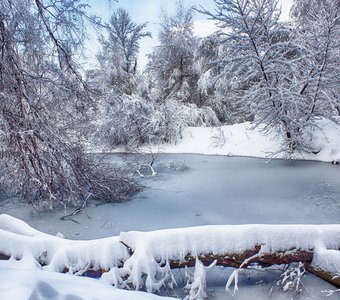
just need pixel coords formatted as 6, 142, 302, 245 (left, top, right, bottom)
0, 261, 175, 300
137, 118, 340, 163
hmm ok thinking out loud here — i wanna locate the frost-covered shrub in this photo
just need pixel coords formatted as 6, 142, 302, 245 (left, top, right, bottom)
157, 99, 189, 143
97, 94, 220, 148
150, 99, 220, 144
97, 94, 156, 148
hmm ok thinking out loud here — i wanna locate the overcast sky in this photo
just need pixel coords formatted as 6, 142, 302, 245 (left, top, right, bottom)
85, 0, 293, 70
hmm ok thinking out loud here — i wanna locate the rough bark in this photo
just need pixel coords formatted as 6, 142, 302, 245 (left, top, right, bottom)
169, 245, 314, 269
305, 263, 340, 288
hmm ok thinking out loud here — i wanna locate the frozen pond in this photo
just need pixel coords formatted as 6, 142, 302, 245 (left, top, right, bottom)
2, 154, 340, 238
2, 154, 340, 300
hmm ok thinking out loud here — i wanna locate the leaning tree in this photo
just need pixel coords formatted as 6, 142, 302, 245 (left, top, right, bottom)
0, 0, 136, 210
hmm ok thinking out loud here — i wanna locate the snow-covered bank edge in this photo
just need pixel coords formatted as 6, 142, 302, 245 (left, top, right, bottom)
1, 214, 340, 299
97, 118, 340, 164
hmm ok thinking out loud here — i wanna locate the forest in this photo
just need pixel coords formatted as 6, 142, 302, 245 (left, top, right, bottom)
0, 0, 340, 299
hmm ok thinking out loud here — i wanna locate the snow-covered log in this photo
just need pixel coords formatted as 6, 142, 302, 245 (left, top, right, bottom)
1, 214, 340, 296
119, 225, 340, 290
0, 214, 129, 273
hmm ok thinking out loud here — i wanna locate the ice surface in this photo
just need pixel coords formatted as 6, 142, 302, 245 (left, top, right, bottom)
2, 155, 339, 240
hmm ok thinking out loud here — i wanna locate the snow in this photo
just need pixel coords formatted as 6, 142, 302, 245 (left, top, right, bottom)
133, 118, 340, 163
119, 225, 340, 260
0, 214, 176, 300
1, 214, 340, 299
0, 214, 129, 274
312, 241, 340, 276
0, 260, 174, 300
1, 119, 340, 299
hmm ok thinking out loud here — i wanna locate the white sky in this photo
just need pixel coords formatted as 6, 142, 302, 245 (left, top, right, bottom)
85, 0, 293, 70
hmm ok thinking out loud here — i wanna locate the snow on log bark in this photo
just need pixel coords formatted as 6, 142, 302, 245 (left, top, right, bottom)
119, 225, 340, 290
169, 245, 314, 269
119, 225, 340, 266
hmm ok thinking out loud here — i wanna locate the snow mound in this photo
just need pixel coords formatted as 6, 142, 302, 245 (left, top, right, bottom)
0, 261, 175, 300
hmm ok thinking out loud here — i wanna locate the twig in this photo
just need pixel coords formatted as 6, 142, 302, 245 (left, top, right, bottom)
60, 193, 92, 222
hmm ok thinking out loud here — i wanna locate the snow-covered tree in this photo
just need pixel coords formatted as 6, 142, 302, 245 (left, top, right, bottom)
291, 0, 340, 120
195, 34, 249, 123
200, 0, 320, 152
146, 1, 199, 103
96, 8, 151, 95
91, 9, 156, 148
0, 0, 135, 210
198, 0, 340, 153
108, 8, 151, 75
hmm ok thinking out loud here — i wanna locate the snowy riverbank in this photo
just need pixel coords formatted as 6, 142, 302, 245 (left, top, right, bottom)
132, 118, 340, 163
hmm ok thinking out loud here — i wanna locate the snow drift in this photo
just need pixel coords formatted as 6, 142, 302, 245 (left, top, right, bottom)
131, 118, 340, 163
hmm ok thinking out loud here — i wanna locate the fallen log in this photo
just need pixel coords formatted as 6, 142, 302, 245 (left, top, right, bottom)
2, 249, 337, 289
119, 225, 340, 290
1, 215, 340, 292
53, 246, 340, 288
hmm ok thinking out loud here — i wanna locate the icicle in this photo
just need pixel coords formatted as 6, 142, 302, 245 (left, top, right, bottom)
226, 269, 239, 296
185, 258, 216, 300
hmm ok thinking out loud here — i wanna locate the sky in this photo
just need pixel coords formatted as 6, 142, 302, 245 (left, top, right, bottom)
85, 0, 293, 70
